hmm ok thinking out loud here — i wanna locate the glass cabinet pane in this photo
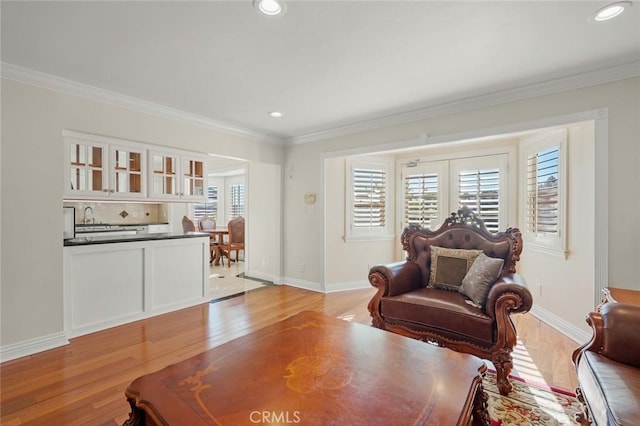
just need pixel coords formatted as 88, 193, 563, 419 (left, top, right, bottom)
116, 171, 127, 192
183, 158, 205, 197
90, 147, 103, 168
67, 142, 104, 193
130, 173, 141, 193
115, 150, 127, 170
151, 153, 178, 196
69, 144, 86, 165
130, 152, 141, 172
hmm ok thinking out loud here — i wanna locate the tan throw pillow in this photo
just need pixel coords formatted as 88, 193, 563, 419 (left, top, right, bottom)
459, 253, 504, 307
429, 246, 483, 291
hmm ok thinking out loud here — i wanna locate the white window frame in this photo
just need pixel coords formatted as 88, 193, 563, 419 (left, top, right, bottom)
345, 156, 394, 241
520, 129, 568, 258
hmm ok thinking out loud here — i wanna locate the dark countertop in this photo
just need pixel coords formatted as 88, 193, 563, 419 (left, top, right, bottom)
64, 232, 209, 246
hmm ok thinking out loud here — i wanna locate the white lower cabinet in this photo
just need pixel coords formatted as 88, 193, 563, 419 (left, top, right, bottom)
64, 236, 209, 338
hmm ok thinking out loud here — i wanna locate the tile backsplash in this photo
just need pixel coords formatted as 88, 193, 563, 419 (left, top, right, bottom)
64, 202, 168, 225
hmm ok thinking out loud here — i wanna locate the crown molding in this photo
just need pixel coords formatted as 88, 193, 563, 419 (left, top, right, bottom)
287, 60, 640, 146
0, 62, 285, 146
3, 61, 638, 148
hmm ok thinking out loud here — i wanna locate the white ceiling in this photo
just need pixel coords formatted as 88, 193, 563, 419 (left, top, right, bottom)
2, 1, 639, 144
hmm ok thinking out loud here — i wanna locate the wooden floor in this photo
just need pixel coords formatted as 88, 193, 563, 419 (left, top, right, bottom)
0, 285, 580, 425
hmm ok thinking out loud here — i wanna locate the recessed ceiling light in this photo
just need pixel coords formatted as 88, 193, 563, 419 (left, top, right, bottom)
254, 0, 286, 16
269, 111, 283, 118
592, 1, 631, 21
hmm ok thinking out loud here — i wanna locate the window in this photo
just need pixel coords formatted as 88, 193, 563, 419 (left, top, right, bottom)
193, 185, 218, 223
346, 157, 393, 240
400, 154, 509, 233
457, 168, 501, 233
404, 171, 438, 227
228, 183, 245, 220
402, 160, 448, 229
526, 147, 559, 233
520, 129, 567, 257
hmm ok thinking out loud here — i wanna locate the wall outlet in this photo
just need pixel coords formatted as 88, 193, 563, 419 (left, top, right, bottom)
536, 283, 543, 297
298, 263, 305, 272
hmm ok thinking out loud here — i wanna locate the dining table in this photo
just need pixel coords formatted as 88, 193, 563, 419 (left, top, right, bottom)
207, 228, 228, 266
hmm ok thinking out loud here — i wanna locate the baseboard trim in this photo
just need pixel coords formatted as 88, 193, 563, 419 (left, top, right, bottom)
0, 332, 70, 363
324, 280, 370, 293
244, 270, 278, 284
281, 277, 323, 293
529, 305, 590, 345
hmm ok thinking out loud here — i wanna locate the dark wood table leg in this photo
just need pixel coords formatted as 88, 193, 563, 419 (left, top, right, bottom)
123, 397, 146, 426
472, 382, 490, 426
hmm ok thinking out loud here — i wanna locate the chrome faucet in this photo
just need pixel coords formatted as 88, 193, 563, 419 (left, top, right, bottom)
83, 206, 94, 224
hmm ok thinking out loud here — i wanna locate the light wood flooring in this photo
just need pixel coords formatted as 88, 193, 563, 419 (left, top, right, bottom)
1, 285, 581, 425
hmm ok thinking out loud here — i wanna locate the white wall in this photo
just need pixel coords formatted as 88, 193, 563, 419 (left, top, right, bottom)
324, 156, 397, 291
0, 79, 284, 350
284, 77, 640, 331
246, 161, 282, 283
518, 121, 595, 337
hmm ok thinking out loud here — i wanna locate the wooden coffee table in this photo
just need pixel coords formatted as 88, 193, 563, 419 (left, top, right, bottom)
124, 311, 489, 425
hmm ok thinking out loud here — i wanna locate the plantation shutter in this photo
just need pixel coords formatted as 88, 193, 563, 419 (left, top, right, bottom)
353, 166, 386, 229
526, 147, 559, 235
193, 185, 218, 222
404, 171, 439, 228
457, 168, 500, 233
228, 184, 245, 220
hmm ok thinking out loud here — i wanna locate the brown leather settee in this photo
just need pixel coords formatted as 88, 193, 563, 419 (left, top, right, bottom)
572, 302, 640, 425
368, 208, 533, 395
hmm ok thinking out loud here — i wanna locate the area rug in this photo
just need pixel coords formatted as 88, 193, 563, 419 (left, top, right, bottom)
484, 371, 582, 425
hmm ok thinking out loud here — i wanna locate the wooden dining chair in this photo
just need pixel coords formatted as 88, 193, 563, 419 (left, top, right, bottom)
219, 216, 245, 267
198, 217, 218, 264
181, 216, 195, 233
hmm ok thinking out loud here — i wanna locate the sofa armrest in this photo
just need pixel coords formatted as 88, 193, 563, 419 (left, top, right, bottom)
368, 261, 422, 298
485, 273, 532, 320
578, 303, 640, 368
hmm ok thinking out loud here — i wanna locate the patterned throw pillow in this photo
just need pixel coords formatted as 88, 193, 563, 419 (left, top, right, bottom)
459, 253, 504, 307
429, 246, 483, 291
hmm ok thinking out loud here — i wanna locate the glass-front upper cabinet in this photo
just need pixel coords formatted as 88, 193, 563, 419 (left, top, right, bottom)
66, 138, 108, 197
64, 131, 147, 200
182, 157, 206, 200
64, 130, 206, 202
149, 151, 179, 198
111, 145, 146, 198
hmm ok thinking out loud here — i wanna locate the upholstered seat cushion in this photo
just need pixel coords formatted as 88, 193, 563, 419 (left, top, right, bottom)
381, 287, 494, 345
577, 351, 640, 426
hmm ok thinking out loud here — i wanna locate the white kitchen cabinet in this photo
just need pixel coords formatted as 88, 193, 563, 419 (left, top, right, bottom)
64, 130, 207, 202
181, 155, 207, 201
63, 235, 209, 338
64, 131, 147, 200
65, 137, 108, 197
148, 151, 180, 199
148, 150, 207, 202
